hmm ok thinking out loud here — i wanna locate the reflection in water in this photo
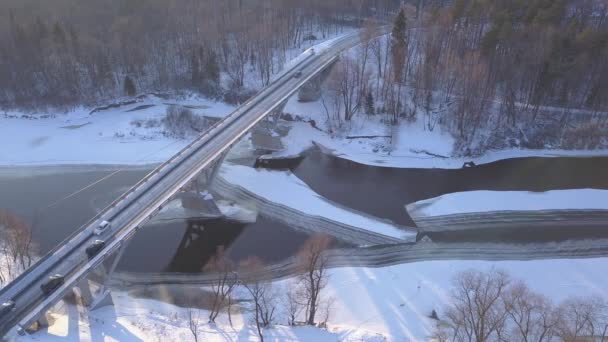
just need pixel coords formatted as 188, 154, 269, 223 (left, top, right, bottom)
293, 149, 608, 226
118, 215, 313, 273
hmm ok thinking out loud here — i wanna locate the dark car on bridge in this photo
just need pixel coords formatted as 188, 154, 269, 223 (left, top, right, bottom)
86, 240, 106, 259
0, 300, 15, 318
293, 70, 303, 78
40, 274, 64, 295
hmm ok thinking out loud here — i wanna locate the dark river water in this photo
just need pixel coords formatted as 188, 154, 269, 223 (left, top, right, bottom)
1, 152, 607, 273
293, 149, 608, 227
0, 167, 312, 273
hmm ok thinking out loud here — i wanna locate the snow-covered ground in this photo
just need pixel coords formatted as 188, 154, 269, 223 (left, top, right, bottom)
219, 163, 414, 240
281, 96, 608, 169
0, 94, 235, 166
406, 189, 608, 217
21, 257, 608, 342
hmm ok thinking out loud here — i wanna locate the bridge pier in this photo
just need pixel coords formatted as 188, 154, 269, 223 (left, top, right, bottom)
18, 238, 133, 335
76, 279, 93, 306
87, 237, 130, 310
192, 150, 229, 190
296, 58, 337, 102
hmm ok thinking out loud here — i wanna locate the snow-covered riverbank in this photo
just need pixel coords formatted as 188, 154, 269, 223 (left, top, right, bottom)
0, 95, 235, 166
20, 257, 608, 342
405, 189, 608, 232
408, 189, 608, 216
279, 96, 608, 169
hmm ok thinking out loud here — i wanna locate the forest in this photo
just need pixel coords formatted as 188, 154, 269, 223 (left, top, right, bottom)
1, 0, 607, 153
0, 0, 398, 108
320, 0, 608, 154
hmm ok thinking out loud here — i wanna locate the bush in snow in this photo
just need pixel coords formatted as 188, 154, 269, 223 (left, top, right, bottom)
163, 105, 210, 139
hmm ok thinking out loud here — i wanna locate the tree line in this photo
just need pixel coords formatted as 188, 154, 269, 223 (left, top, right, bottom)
0, 0, 400, 109
322, 0, 608, 153
433, 268, 608, 342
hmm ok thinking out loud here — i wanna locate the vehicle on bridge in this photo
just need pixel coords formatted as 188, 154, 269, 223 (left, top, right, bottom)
293, 70, 303, 78
86, 240, 106, 259
0, 300, 15, 318
94, 220, 111, 235
40, 274, 64, 295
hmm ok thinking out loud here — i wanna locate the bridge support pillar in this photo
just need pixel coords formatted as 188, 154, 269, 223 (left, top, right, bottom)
87, 237, 131, 311
76, 279, 93, 306
36, 313, 49, 328
197, 150, 229, 188
296, 59, 337, 103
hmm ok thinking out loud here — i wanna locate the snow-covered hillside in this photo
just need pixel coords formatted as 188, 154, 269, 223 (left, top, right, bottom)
280, 96, 608, 169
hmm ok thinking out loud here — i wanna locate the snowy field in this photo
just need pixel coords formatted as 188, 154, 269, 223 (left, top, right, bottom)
0, 94, 235, 166
219, 163, 414, 240
281, 96, 608, 169
20, 257, 608, 342
406, 189, 608, 217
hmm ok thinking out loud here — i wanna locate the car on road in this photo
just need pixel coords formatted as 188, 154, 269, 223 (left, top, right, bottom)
40, 274, 64, 295
94, 220, 111, 235
293, 70, 303, 78
85, 240, 106, 259
310, 48, 315, 55
0, 300, 15, 317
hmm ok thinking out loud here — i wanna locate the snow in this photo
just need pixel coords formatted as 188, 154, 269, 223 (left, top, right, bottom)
20, 257, 608, 342
0, 95, 235, 166
280, 81, 608, 170
219, 163, 414, 240
216, 200, 258, 224
406, 189, 608, 217
313, 258, 608, 341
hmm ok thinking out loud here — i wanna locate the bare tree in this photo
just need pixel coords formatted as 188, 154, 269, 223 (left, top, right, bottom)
326, 56, 364, 122
296, 234, 332, 326
437, 269, 511, 342
285, 280, 306, 326
503, 281, 558, 342
0, 210, 35, 284
554, 296, 608, 342
186, 307, 202, 342
203, 246, 238, 324
239, 256, 277, 342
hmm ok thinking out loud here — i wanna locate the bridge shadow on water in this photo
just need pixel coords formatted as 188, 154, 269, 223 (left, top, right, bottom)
117, 215, 313, 273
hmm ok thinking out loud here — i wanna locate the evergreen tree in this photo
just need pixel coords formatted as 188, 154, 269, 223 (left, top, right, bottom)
124, 76, 136, 96
365, 91, 375, 115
